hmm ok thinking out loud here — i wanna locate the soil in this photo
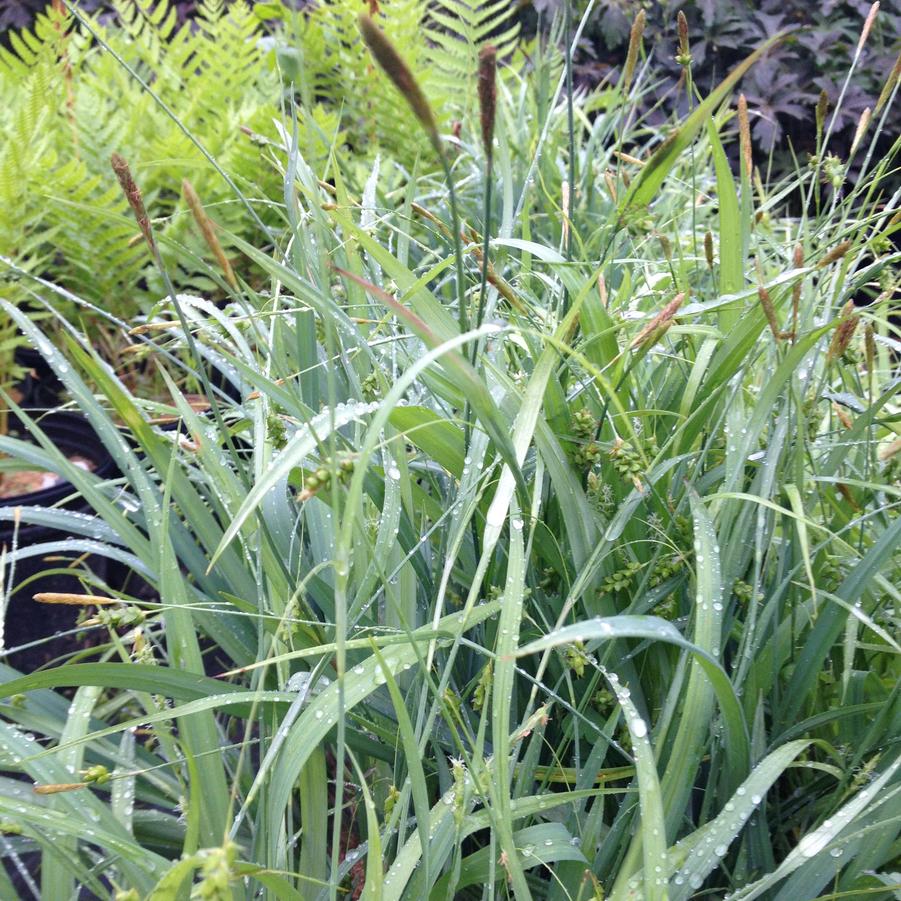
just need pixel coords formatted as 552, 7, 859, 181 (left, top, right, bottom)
0, 455, 96, 499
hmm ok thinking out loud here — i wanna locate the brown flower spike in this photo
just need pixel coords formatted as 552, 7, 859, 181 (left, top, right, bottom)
478, 45, 497, 164
816, 241, 852, 269
827, 301, 859, 364
757, 284, 792, 342
111, 153, 155, 253
631, 292, 686, 349
358, 14, 442, 157
676, 11, 691, 67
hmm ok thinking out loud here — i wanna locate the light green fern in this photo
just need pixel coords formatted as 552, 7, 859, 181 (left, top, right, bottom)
0, 0, 525, 323
426, 0, 520, 100
0, 0, 286, 319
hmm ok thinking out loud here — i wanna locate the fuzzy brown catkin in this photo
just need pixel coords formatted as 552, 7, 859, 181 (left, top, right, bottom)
358, 14, 442, 157
111, 153, 155, 252
827, 302, 859, 363
816, 241, 852, 268
478, 45, 497, 164
631, 291, 685, 349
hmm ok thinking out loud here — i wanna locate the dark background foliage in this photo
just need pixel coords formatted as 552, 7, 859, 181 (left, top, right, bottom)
0, 0, 193, 30
529, 0, 900, 166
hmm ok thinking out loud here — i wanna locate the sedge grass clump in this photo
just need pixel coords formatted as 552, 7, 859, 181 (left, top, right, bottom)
0, 7, 898, 901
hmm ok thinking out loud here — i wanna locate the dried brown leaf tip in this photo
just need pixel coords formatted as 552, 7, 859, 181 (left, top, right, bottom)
183, 179, 238, 289
111, 153, 155, 253
478, 45, 497, 164
358, 14, 441, 156
622, 10, 646, 92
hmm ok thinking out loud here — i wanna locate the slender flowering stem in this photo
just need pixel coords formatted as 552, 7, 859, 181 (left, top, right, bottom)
359, 14, 468, 333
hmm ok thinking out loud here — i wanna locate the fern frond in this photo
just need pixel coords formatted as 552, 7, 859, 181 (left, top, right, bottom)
0, 0, 285, 315
426, 0, 519, 100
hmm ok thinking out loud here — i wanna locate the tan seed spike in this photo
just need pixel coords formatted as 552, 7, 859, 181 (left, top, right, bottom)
856, 2, 879, 53
33, 592, 119, 606
622, 10, 646, 92
182, 180, 238, 289
598, 274, 608, 308
875, 50, 901, 113
34, 783, 88, 795
358, 14, 442, 157
850, 108, 871, 156
657, 232, 672, 261
738, 95, 752, 179
614, 151, 645, 167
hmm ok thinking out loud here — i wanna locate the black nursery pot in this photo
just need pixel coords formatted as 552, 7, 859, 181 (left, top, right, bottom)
1, 412, 116, 671
13, 346, 63, 409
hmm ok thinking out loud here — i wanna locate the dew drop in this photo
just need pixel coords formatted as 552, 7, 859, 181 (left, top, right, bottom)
630, 719, 648, 738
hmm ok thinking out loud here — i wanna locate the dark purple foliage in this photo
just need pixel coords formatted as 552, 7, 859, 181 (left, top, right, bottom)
538, 0, 900, 163
0, 0, 196, 38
